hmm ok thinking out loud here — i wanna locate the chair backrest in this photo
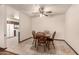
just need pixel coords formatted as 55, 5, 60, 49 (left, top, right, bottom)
52, 31, 56, 39
38, 35, 47, 43
32, 31, 36, 39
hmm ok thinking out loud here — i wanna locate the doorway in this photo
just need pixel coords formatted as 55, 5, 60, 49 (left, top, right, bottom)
6, 18, 20, 50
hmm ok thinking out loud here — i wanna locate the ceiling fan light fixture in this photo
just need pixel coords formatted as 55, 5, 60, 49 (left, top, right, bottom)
40, 13, 44, 17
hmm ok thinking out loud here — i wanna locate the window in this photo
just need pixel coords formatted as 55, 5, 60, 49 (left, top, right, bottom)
7, 24, 14, 38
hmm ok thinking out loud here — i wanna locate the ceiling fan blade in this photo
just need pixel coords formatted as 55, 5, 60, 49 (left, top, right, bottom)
46, 11, 52, 13
43, 14, 48, 16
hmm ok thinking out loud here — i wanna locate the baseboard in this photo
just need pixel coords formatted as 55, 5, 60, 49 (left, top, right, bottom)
19, 37, 32, 43
54, 39, 78, 55
64, 40, 79, 55
54, 39, 64, 41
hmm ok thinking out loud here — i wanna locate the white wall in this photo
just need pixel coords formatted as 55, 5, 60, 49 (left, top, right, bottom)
32, 14, 65, 39
0, 5, 7, 48
6, 6, 19, 38
19, 13, 32, 41
6, 5, 19, 21
66, 5, 79, 54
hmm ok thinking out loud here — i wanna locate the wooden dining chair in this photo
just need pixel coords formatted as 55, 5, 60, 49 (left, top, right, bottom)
37, 35, 47, 52
51, 31, 56, 48
32, 30, 37, 48
47, 31, 56, 49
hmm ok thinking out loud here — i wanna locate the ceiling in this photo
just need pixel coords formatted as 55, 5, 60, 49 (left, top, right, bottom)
8, 4, 71, 17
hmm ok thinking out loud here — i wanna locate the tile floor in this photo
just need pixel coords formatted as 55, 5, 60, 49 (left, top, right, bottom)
6, 38, 76, 55
0, 48, 17, 55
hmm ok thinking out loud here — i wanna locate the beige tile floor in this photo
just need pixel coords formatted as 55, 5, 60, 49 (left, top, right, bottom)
6, 38, 76, 55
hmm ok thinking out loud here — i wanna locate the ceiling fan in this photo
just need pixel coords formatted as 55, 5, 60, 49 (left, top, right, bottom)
39, 6, 53, 16
32, 5, 53, 17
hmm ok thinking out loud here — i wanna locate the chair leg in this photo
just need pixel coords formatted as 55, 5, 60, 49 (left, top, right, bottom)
44, 44, 46, 52
32, 40, 36, 47
47, 41, 50, 50
52, 40, 53, 45
36, 42, 39, 51
52, 41, 55, 49
37, 46, 38, 50
32, 40, 34, 44
35, 40, 36, 48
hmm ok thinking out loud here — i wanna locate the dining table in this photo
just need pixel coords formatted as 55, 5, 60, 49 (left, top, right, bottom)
35, 32, 53, 50
36, 32, 51, 38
